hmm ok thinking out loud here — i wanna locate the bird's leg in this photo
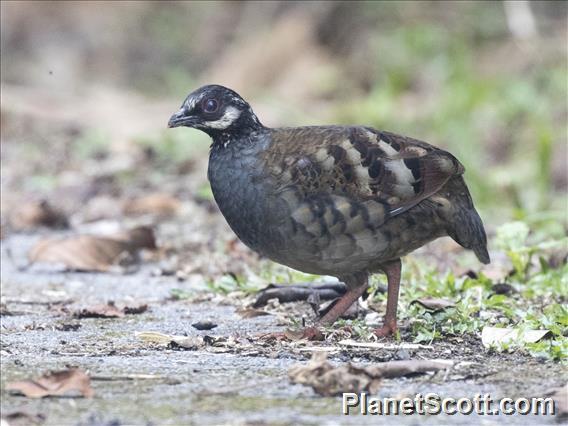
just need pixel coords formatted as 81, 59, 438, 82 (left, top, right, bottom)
298, 274, 368, 339
374, 258, 402, 338
317, 281, 368, 326
258, 274, 368, 342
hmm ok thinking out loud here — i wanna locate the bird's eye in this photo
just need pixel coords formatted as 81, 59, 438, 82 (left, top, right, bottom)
203, 98, 219, 113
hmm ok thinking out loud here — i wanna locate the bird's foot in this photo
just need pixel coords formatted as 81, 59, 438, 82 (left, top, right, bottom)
373, 321, 397, 338
299, 326, 325, 341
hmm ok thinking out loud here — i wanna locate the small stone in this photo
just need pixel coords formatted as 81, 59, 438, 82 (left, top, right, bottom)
394, 348, 411, 360
191, 321, 218, 331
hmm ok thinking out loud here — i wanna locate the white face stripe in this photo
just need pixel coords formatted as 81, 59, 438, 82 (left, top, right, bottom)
204, 106, 242, 129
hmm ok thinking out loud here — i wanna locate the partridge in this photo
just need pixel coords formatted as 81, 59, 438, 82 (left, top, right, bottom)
168, 85, 489, 337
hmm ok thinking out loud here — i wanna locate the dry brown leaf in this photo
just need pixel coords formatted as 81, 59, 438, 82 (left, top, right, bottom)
411, 298, 456, 311
6, 368, 94, 398
481, 326, 551, 348
9, 200, 68, 231
123, 193, 181, 217
103, 226, 157, 250
74, 302, 147, 318
289, 352, 381, 396
28, 226, 156, 272
289, 353, 454, 397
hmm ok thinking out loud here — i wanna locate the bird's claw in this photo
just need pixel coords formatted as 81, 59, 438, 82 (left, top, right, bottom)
374, 321, 397, 338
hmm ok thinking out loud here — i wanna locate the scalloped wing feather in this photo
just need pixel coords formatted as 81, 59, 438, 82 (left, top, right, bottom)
263, 126, 464, 220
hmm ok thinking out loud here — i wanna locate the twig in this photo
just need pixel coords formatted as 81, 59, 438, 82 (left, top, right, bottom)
91, 374, 164, 381
3, 299, 74, 306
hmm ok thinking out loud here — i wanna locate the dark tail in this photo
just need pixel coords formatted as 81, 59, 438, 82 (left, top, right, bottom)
443, 177, 490, 264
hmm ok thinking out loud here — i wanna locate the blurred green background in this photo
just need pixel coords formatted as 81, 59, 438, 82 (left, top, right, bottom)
1, 0, 566, 231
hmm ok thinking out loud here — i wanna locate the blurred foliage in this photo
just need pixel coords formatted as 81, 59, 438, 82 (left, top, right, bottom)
334, 23, 566, 224
2, 1, 566, 225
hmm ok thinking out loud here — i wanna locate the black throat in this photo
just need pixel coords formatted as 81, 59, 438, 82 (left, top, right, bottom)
205, 109, 265, 147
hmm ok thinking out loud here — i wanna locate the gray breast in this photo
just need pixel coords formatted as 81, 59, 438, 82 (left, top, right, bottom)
208, 142, 280, 255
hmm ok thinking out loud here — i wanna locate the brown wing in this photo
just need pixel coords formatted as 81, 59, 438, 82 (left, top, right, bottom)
262, 126, 464, 219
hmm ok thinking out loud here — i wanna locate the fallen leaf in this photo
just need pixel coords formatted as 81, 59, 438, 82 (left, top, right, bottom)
288, 352, 381, 396
74, 302, 147, 318
9, 200, 68, 231
481, 326, 551, 348
74, 303, 124, 318
29, 226, 156, 272
289, 353, 453, 397
411, 298, 456, 311
123, 193, 181, 217
108, 226, 157, 250
6, 368, 94, 398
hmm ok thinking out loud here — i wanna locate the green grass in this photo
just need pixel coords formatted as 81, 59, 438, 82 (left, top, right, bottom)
366, 220, 567, 361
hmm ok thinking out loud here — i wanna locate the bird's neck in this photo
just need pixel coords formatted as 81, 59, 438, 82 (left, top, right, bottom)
209, 116, 266, 149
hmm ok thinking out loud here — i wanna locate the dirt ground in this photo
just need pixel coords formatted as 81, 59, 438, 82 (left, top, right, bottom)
1, 224, 564, 425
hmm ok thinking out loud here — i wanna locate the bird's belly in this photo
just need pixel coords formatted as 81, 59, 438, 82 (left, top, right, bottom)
260, 191, 449, 276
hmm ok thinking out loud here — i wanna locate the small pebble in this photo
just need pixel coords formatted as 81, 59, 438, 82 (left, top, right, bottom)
191, 321, 218, 331
394, 348, 411, 360
492, 283, 513, 295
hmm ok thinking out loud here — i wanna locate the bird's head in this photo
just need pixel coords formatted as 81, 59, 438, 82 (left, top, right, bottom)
168, 85, 263, 139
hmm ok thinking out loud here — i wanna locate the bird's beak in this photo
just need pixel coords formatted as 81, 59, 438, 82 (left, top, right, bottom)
168, 108, 197, 128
